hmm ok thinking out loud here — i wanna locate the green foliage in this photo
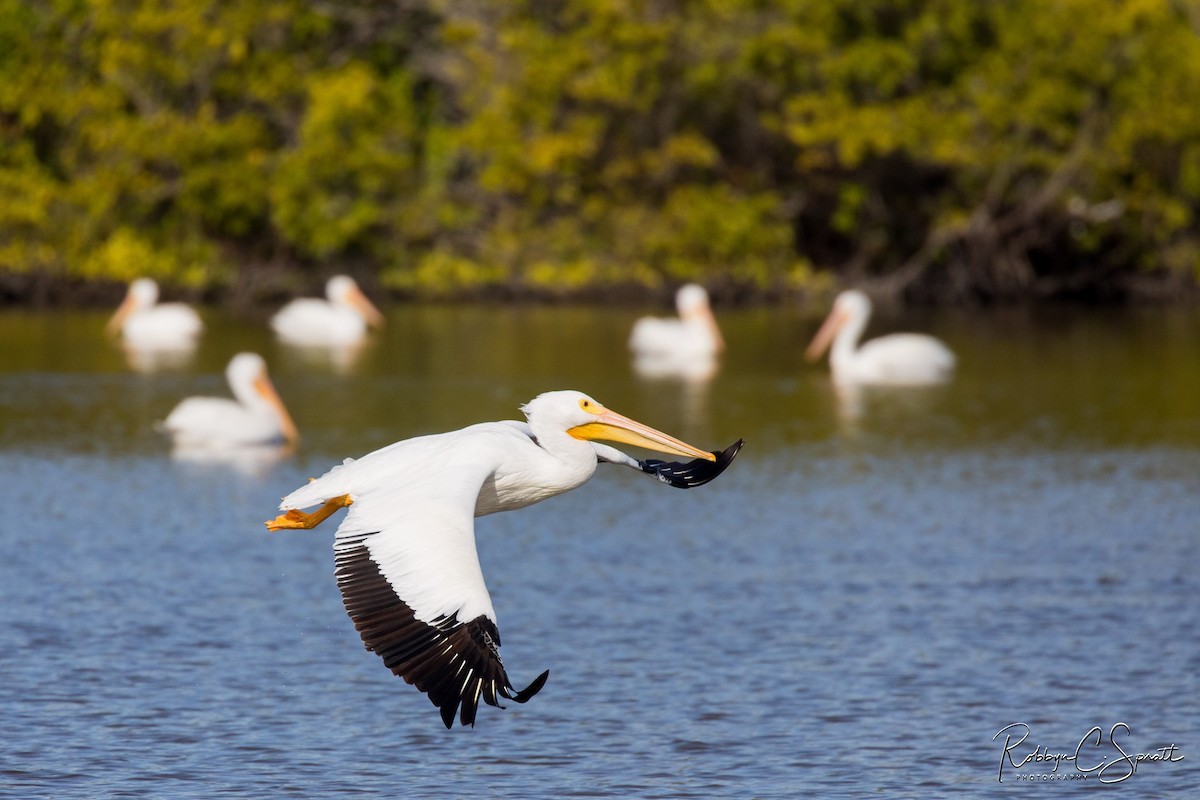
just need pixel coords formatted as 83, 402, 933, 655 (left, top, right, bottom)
2, 0, 1199, 299
270, 64, 420, 258
775, 0, 1200, 297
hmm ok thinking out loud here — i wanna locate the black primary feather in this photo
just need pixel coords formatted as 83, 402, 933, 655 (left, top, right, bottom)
335, 531, 549, 728
639, 438, 744, 488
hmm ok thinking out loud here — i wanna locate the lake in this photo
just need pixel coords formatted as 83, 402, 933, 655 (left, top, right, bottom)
0, 301, 1197, 798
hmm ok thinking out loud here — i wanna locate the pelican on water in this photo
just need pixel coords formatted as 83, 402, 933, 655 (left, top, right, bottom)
629, 284, 725, 361
271, 275, 385, 347
163, 353, 299, 447
266, 390, 743, 728
106, 278, 203, 349
806, 290, 955, 385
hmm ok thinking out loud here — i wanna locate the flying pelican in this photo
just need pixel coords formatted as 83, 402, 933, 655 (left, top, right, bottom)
629, 284, 725, 361
266, 390, 743, 728
163, 353, 299, 447
806, 290, 955, 385
271, 275, 385, 347
106, 278, 203, 349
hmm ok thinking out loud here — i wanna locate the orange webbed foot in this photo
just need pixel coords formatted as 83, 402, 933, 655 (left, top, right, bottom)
264, 494, 353, 532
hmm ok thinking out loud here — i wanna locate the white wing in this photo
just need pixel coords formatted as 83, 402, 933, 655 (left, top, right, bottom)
162, 397, 282, 446
280, 429, 548, 727
271, 299, 366, 346
853, 333, 956, 384
629, 316, 719, 359
123, 304, 202, 348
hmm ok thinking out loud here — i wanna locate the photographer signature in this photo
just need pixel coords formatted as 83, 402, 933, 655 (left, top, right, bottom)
992, 722, 1184, 784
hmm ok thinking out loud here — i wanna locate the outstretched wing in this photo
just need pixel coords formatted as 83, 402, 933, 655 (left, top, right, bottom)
639, 439, 745, 488
335, 524, 548, 728
289, 430, 549, 727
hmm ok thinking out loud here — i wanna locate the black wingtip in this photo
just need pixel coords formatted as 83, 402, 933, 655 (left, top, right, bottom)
640, 438, 745, 488
509, 669, 550, 703
441, 671, 549, 728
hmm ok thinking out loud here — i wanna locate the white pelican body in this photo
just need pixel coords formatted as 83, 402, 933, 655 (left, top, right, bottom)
271, 275, 384, 347
629, 284, 725, 361
163, 353, 299, 447
267, 390, 742, 728
107, 278, 203, 349
807, 290, 955, 385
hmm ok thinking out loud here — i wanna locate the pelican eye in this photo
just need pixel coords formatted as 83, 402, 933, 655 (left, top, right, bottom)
578, 398, 600, 413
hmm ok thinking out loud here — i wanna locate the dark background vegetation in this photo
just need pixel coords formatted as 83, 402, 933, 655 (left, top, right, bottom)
4, 0, 1200, 306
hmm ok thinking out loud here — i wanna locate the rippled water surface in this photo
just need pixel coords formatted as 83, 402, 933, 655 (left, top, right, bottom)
1, 303, 1198, 798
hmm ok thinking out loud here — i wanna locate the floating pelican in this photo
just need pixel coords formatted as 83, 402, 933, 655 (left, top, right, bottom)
806, 290, 955, 385
271, 275, 385, 347
629, 284, 725, 361
267, 390, 743, 728
163, 353, 299, 447
106, 278, 203, 350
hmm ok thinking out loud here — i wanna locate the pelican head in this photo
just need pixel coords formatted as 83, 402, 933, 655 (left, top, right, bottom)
805, 290, 871, 361
227, 352, 300, 445
327, 275, 385, 328
106, 278, 160, 335
675, 284, 709, 316
675, 283, 725, 353
521, 390, 715, 461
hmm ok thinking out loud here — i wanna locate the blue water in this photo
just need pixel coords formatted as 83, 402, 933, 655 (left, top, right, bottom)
2, 443, 1196, 798
1, 306, 1198, 797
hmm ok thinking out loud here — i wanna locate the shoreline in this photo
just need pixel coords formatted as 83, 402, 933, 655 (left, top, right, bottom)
1, 269, 1196, 311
